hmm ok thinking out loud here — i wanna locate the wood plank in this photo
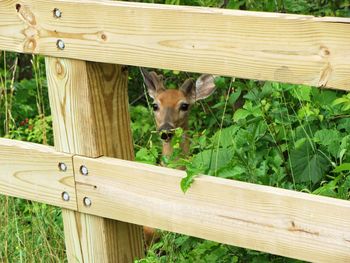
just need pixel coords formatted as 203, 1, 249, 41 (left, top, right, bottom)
45, 57, 144, 262
1, 135, 349, 261
1, 0, 350, 90
74, 155, 350, 263
0, 138, 76, 210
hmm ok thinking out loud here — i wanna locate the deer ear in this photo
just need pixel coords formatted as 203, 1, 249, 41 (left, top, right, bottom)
180, 78, 195, 100
194, 74, 216, 101
140, 68, 165, 99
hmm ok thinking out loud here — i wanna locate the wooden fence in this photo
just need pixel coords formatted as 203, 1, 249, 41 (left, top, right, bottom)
1, 1, 350, 262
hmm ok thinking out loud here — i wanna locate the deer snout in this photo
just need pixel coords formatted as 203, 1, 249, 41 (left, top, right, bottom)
159, 123, 175, 141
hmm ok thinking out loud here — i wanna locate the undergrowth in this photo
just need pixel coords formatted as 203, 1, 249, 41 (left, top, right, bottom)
133, 77, 350, 263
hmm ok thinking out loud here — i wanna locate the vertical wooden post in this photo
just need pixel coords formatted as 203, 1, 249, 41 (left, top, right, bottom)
45, 57, 144, 262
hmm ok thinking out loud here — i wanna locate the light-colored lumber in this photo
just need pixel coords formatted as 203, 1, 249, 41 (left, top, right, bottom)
45, 57, 144, 262
0, 138, 76, 210
1, 0, 350, 90
74, 155, 350, 263
2, 136, 350, 262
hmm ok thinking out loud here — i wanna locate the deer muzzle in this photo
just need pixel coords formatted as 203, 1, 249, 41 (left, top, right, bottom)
159, 123, 175, 141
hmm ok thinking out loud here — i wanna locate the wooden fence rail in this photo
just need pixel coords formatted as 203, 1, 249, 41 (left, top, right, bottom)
1, 138, 350, 262
1, 0, 350, 262
0, 138, 76, 210
1, 0, 350, 89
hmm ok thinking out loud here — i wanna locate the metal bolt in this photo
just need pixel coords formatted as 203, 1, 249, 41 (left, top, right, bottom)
83, 197, 92, 207
53, 8, 62, 18
58, 162, 67, 172
56, 39, 65, 50
62, 191, 70, 201
80, 165, 88, 176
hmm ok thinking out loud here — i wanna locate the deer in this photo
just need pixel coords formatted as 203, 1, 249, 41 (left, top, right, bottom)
140, 68, 216, 246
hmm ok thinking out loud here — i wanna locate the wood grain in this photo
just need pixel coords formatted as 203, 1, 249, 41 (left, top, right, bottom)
1, 134, 350, 262
74, 155, 350, 263
0, 138, 76, 210
1, 0, 350, 90
45, 57, 144, 263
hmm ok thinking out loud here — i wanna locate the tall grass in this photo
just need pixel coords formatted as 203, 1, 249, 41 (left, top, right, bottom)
0, 197, 66, 262
0, 51, 66, 262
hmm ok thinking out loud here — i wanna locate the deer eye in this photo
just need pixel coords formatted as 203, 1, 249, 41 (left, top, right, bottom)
180, 103, 189, 111
152, 103, 159, 111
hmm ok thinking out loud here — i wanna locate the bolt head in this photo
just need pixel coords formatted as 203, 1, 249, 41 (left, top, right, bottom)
56, 39, 65, 50
58, 162, 67, 172
80, 165, 88, 176
53, 8, 62, 18
83, 197, 92, 207
62, 191, 70, 201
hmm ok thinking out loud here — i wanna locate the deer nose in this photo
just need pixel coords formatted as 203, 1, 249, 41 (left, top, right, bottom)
159, 124, 175, 141
160, 132, 174, 141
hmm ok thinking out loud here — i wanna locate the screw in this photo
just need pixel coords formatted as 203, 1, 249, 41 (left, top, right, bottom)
53, 8, 62, 18
58, 162, 67, 172
80, 165, 88, 176
56, 39, 65, 50
83, 197, 92, 207
62, 191, 70, 201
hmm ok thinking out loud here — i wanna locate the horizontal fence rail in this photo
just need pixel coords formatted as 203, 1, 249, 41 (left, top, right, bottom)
1, 139, 350, 262
0, 138, 76, 210
1, 0, 350, 90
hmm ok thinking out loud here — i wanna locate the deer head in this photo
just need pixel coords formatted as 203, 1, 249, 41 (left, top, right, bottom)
141, 68, 216, 142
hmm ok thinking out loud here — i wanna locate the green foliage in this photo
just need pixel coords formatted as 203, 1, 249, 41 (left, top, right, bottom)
333, 93, 350, 111
178, 79, 350, 191
135, 0, 350, 16
289, 140, 329, 184
138, 232, 303, 263
134, 77, 349, 261
133, 71, 349, 261
5, 115, 53, 144
0, 52, 59, 262
0, 197, 66, 262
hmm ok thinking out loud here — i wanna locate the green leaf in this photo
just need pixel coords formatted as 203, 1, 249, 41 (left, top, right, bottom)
180, 163, 205, 193
314, 129, 342, 157
334, 163, 350, 173
228, 88, 242, 105
180, 173, 196, 193
313, 180, 338, 198
135, 147, 158, 165
311, 89, 337, 106
181, 147, 234, 192
314, 129, 340, 146
332, 95, 350, 111
294, 138, 307, 149
290, 85, 311, 101
214, 76, 226, 89
337, 118, 350, 133
332, 97, 349, 106
217, 165, 246, 179
290, 142, 329, 184
192, 148, 233, 173
211, 126, 239, 148
233, 109, 250, 122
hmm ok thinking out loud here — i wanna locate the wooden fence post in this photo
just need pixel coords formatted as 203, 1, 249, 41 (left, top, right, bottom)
45, 57, 144, 262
